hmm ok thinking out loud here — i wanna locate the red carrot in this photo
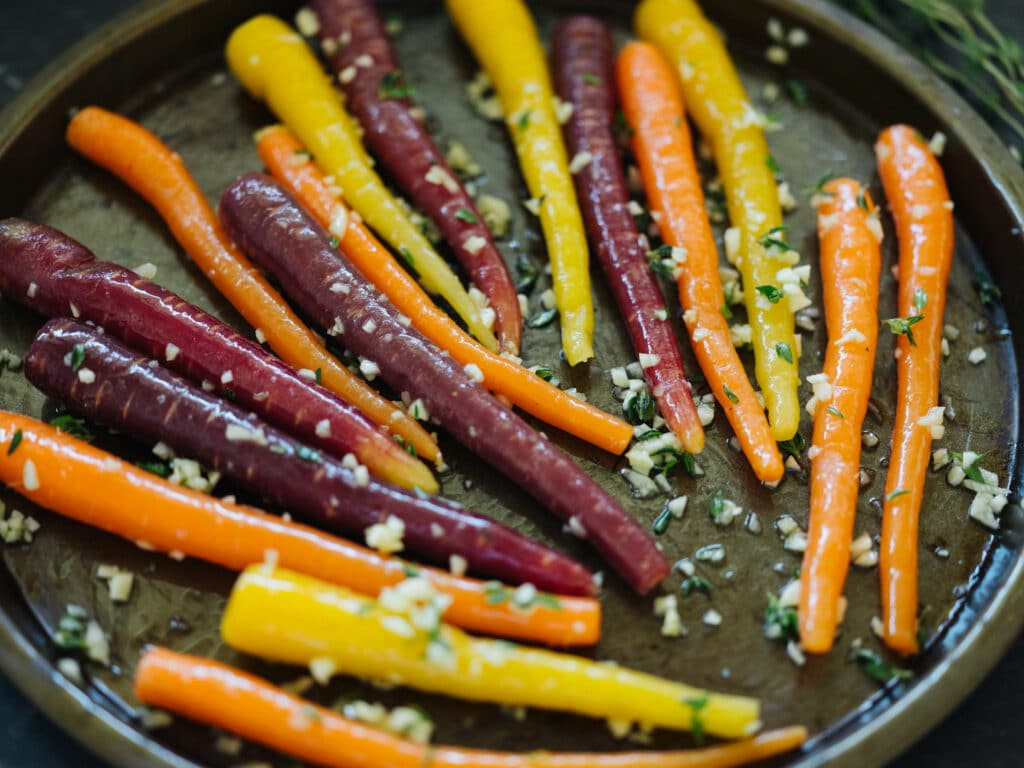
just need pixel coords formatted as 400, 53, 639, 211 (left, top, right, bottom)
0, 218, 437, 493
219, 173, 671, 595
551, 16, 704, 455
309, 0, 522, 353
24, 317, 595, 595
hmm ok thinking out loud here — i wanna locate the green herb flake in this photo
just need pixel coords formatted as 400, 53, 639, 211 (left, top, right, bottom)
652, 506, 673, 535
764, 594, 799, 642
136, 460, 171, 477
784, 78, 808, 106
855, 648, 913, 685
623, 390, 656, 424
913, 287, 928, 312
517, 110, 531, 131
775, 342, 793, 364
883, 314, 924, 346
766, 153, 782, 175
328, 236, 339, 248
683, 694, 709, 746
709, 489, 726, 522
756, 285, 784, 304
70, 344, 86, 373
53, 611, 87, 650
974, 271, 1002, 305
454, 207, 478, 224
582, 72, 601, 85
757, 225, 790, 252
720, 302, 733, 319
532, 366, 553, 381
49, 415, 94, 442
723, 385, 739, 404
515, 256, 539, 293
778, 432, 807, 458
886, 488, 910, 501
680, 576, 712, 598
856, 187, 869, 211
528, 308, 558, 329
6, 429, 23, 456
826, 406, 845, 419
614, 109, 634, 137
483, 582, 509, 605
811, 172, 836, 198
399, 246, 415, 267
379, 70, 415, 100
315, 367, 323, 385
402, 563, 421, 578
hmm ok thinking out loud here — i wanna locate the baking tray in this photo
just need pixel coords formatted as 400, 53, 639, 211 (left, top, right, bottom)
0, 1, 1022, 766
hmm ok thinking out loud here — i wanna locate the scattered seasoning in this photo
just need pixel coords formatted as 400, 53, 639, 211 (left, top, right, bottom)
856, 187, 869, 211
623, 391, 656, 424
755, 285, 784, 304
70, 344, 86, 372
681, 576, 713, 597
454, 207, 478, 224
314, 367, 323, 385
722, 385, 740, 404
379, 71, 415, 100
778, 432, 807, 457
614, 109, 634, 137
6, 429, 23, 456
765, 153, 782, 175
398, 247, 415, 267
582, 72, 601, 85
516, 110, 531, 131
764, 594, 799, 642
328, 236, 339, 248
683, 694, 708, 746
826, 406, 845, 419
784, 78, 808, 106
652, 506, 673, 535
531, 366, 553, 381
973, 271, 1002, 305
528, 308, 558, 329
515, 256, 538, 293
775, 342, 794, 364
886, 488, 909, 501
854, 648, 913, 684
135, 461, 172, 478
883, 314, 924, 346
810, 172, 836, 198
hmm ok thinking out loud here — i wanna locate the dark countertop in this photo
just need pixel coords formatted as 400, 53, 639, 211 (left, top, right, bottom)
0, 1, 1021, 767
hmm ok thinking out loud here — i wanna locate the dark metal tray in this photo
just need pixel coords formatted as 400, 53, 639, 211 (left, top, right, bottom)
0, 1, 1022, 766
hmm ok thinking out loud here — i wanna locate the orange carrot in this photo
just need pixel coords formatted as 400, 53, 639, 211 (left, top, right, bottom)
799, 179, 882, 653
136, 647, 808, 768
256, 125, 633, 456
65, 106, 439, 465
0, 412, 598, 646
876, 126, 954, 655
616, 42, 783, 484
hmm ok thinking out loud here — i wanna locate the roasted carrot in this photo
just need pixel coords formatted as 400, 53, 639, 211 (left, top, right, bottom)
257, 125, 633, 455
24, 318, 596, 596
223, 566, 758, 739
798, 179, 882, 653
636, 0, 803, 441
616, 41, 783, 483
551, 20, 704, 456
224, 15, 499, 352
0, 218, 436, 493
447, 0, 595, 365
876, 126, 954, 655
310, 0, 523, 354
0, 412, 599, 645
136, 647, 808, 768
64, 106, 438, 464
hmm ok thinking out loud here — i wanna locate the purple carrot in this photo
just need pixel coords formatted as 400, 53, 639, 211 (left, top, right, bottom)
309, 0, 522, 354
24, 317, 594, 594
0, 217, 433, 493
551, 17, 704, 453
219, 173, 672, 595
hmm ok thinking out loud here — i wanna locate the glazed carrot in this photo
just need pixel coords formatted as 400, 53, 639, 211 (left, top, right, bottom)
616, 41, 783, 484
447, 0, 595, 365
136, 647, 809, 768
876, 126, 954, 655
64, 106, 438, 465
310, 0, 523, 354
223, 566, 758, 739
636, 0, 803, 441
0, 413, 600, 645
798, 179, 882, 653
257, 125, 633, 455
551, 20, 704, 456
224, 15, 499, 352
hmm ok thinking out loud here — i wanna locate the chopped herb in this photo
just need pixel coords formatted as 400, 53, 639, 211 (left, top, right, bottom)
756, 285, 784, 304
328, 236, 339, 248
517, 110, 531, 131
883, 314, 924, 346
811, 172, 836, 198
757, 225, 790, 252
53, 611, 87, 650
886, 488, 910, 501
222, 388, 235, 402
649, 258, 676, 278
402, 563, 420, 578
135, 461, 171, 477
856, 187, 869, 211
483, 581, 560, 611
647, 244, 673, 260
514, 256, 538, 293
784, 78, 808, 106
683, 694, 709, 746
652, 506, 673, 535
723, 385, 739, 404
528, 308, 558, 329
484, 582, 508, 604
721, 303, 733, 319
614, 109, 634, 137
6, 429, 23, 456
582, 72, 601, 85
532, 366, 553, 381
623, 390, 655, 424
268, 444, 288, 456
295, 445, 324, 464
49, 415, 94, 442
315, 368, 322, 385
398, 246, 415, 267
826, 406, 845, 419
764, 594, 799, 642
955, 451, 985, 483
709, 490, 726, 523
70, 344, 86, 372
379, 71, 415, 100
973, 271, 1002, 305
855, 649, 913, 684
775, 342, 793, 364
454, 207, 478, 224
766, 153, 781, 175
680, 576, 713, 597
636, 429, 661, 441
778, 432, 807, 458
913, 287, 928, 312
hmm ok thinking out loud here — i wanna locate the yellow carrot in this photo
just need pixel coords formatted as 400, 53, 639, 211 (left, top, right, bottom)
225, 15, 499, 352
222, 566, 761, 739
446, 0, 594, 365
636, 0, 802, 440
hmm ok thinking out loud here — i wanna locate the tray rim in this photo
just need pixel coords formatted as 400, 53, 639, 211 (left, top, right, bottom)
0, 0, 1022, 766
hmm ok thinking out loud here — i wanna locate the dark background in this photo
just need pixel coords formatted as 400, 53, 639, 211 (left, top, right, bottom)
0, 1, 1021, 766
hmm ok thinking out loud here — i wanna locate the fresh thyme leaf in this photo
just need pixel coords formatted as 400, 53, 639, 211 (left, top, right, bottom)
766, 153, 782, 175
826, 406, 845, 418
855, 648, 913, 684
454, 207, 478, 224
709, 490, 726, 522
70, 344, 86, 373
784, 78, 809, 106
723, 385, 739, 403
136, 461, 171, 478
764, 593, 800, 642
7, 429, 23, 456
623, 390, 655, 424
757, 225, 790, 252
721, 303, 733, 319
379, 70, 415, 100
973, 271, 1002, 305
328, 236, 339, 248
614, 109, 634, 137
856, 187, 869, 211
652, 506, 673, 535
532, 366, 553, 381
778, 432, 807, 457
683, 694, 709, 746
756, 285, 785, 304
515, 255, 538, 293
883, 314, 924, 346
913, 287, 928, 312
49, 415, 93, 442
528, 308, 558, 328
810, 172, 836, 197
776, 342, 794, 364
582, 72, 601, 85
680, 576, 713, 597
517, 110, 531, 131
886, 488, 910, 501
398, 247, 415, 267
